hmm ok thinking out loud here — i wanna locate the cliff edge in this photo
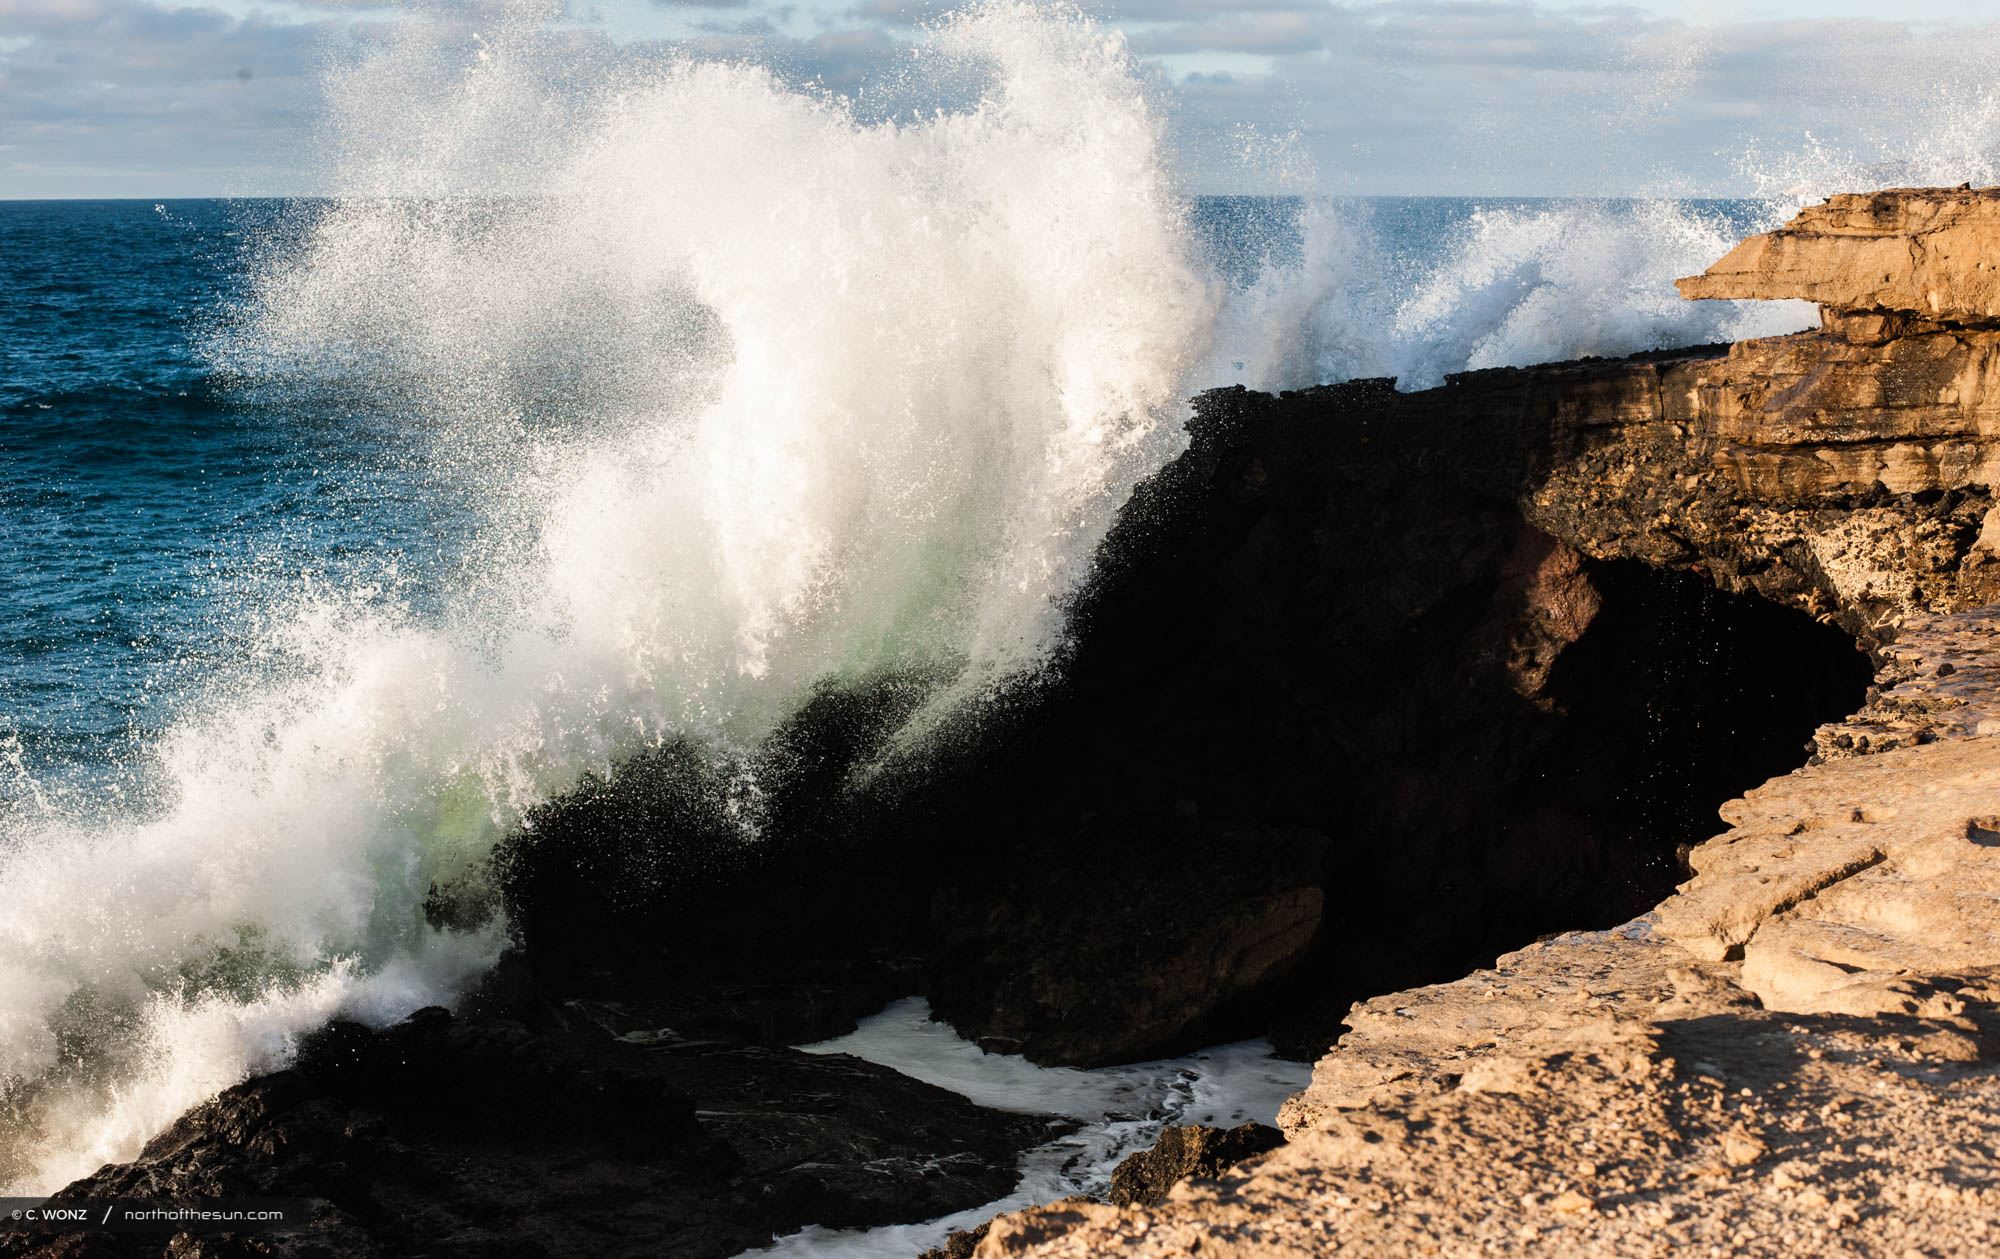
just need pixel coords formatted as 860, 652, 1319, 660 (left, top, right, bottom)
975, 189, 2000, 1256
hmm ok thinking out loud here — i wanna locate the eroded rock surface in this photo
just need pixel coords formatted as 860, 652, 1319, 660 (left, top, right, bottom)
980, 978, 2000, 1256
1676, 185, 2000, 322
1387, 329, 2000, 648
1811, 606, 2000, 757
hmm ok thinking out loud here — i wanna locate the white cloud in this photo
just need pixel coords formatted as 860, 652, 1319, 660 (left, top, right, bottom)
9, 0, 2000, 197
1157, 3, 2000, 193
0, 0, 334, 197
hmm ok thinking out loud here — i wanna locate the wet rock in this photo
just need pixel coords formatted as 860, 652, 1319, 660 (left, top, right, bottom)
0, 999, 1058, 1259
1107, 1123, 1286, 1207
920, 1222, 992, 1259
491, 694, 939, 1049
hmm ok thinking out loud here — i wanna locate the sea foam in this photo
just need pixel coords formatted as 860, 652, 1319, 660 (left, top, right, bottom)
0, 1, 1212, 1191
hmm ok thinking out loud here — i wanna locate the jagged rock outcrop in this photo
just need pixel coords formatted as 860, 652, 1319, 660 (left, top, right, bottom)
1601, 186, 2000, 636
1391, 326, 2000, 649
1676, 185, 2000, 322
939, 178, 2000, 1062
970, 187, 2000, 1257
1106, 1123, 1287, 1208
494, 364, 1872, 1072
0, 986, 1060, 1259
921, 364, 1869, 1063
1232, 191, 2000, 652
1503, 337, 2000, 643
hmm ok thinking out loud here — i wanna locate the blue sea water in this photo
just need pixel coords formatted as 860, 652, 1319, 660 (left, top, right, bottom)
1, 194, 1799, 810
1, 200, 482, 807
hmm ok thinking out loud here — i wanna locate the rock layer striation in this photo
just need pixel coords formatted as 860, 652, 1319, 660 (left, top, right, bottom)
1676, 185, 2000, 323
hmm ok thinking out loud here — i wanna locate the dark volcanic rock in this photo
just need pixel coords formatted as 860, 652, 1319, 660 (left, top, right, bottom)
0, 1001, 1058, 1259
1107, 1123, 1287, 1208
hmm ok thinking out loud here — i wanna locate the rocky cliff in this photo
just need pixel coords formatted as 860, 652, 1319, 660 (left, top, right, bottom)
971, 189, 2000, 1257
1416, 189, 2000, 645
14, 189, 1999, 1259
492, 351, 1877, 1075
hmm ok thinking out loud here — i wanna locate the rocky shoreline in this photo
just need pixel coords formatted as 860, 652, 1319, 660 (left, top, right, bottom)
974, 601, 2000, 1258
971, 187, 2000, 1256
12, 186, 2000, 1257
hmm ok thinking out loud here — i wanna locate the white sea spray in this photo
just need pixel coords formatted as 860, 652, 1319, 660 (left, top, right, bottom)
0, 1, 1214, 1191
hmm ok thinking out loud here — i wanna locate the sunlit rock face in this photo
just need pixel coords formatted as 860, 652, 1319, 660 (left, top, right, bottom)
1678, 185, 2000, 322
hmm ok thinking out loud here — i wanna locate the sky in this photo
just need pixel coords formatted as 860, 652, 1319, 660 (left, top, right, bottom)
6, 0, 2000, 197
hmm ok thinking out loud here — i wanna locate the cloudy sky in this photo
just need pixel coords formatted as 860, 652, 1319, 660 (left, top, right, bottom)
6, 0, 2000, 198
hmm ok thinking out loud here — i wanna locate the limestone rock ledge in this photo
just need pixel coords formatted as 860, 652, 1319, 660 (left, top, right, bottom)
1371, 187, 2000, 649
972, 608, 2000, 1257
1677, 185, 2000, 323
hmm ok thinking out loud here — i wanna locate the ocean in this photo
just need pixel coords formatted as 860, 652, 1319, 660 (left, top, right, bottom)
0, 3, 1826, 1213
3, 200, 477, 806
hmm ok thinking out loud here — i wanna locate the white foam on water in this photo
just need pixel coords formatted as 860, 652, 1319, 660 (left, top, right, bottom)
742, 998, 1310, 1258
